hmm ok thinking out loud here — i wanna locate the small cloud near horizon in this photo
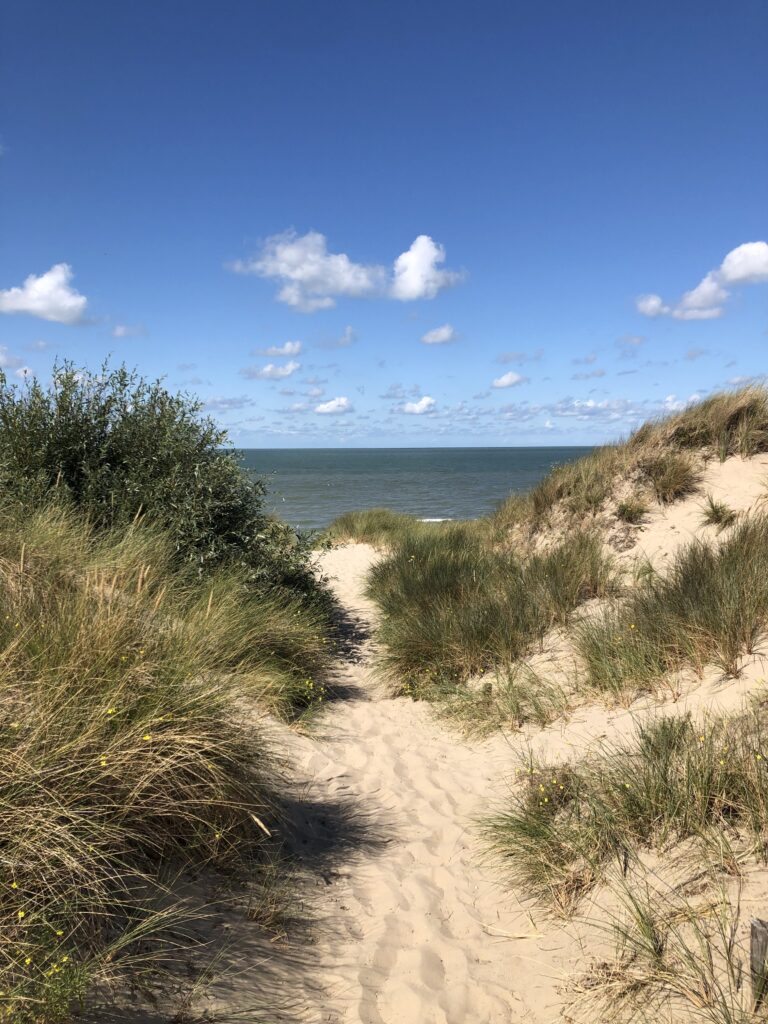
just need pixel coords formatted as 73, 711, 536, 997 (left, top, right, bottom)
112, 323, 147, 339
315, 395, 353, 414
253, 340, 302, 357
240, 360, 300, 380
492, 371, 528, 389
497, 348, 543, 365
401, 395, 436, 414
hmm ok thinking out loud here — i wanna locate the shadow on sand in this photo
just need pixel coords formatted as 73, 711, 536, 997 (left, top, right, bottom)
79, 601, 391, 1023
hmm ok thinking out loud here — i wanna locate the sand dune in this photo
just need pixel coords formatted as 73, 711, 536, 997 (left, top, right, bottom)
190, 454, 768, 1023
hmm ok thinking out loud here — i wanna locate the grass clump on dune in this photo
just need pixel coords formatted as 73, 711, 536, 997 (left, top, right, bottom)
434, 664, 569, 737
642, 384, 768, 459
637, 450, 702, 504
326, 507, 427, 547
486, 707, 768, 914
616, 495, 649, 524
576, 881, 761, 1024
701, 493, 739, 531
576, 515, 768, 698
0, 505, 325, 1020
367, 525, 614, 689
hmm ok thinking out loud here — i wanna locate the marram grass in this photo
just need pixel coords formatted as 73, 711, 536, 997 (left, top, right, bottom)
0, 504, 328, 1021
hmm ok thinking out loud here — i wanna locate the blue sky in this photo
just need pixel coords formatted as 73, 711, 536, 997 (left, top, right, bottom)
1, 0, 766, 446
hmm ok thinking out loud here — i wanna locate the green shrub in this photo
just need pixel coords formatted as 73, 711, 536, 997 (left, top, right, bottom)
653, 385, 768, 459
526, 531, 616, 627
0, 363, 322, 604
435, 664, 569, 737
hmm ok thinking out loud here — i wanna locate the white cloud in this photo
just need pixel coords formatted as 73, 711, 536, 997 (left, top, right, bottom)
254, 340, 302, 356
230, 231, 386, 312
402, 396, 436, 415
112, 323, 147, 338
240, 360, 300, 380
14, 366, 32, 379
637, 241, 768, 321
720, 242, 768, 283
315, 396, 352, 414
492, 371, 528, 389
391, 235, 461, 301
230, 231, 462, 311
0, 263, 88, 324
421, 323, 456, 345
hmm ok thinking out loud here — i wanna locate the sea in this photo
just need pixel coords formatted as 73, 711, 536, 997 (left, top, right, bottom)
238, 447, 592, 532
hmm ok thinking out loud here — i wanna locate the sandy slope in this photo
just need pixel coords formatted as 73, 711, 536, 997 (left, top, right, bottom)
285, 543, 559, 1023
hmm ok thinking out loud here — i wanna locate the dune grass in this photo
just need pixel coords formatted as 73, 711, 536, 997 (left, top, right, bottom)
367, 525, 615, 689
326, 507, 433, 547
429, 664, 569, 737
0, 504, 329, 1021
576, 515, 768, 699
615, 495, 649, 524
701, 493, 739, 531
486, 706, 768, 914
575, 880, 762, 1024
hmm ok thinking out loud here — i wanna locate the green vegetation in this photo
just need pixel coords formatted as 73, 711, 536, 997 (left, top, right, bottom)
0, 363, 323, 604
701, 493, 739, 531
367, 525, 614, 689
577, 515, 768, 696
430, 664, 569, 737
0, 366, 331, 1020
486, 707, 768, 913
328, 388, 768, 712
577, 882, 759, 1024
615, 495, 649, 524
326, 507, 432, 546
638, 450, 702, 503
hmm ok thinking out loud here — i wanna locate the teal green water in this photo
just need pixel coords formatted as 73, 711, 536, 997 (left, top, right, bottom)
238, 447, 592, 532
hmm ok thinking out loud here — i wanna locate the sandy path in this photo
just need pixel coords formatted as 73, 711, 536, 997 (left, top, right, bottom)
287, 544, 559, 1024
